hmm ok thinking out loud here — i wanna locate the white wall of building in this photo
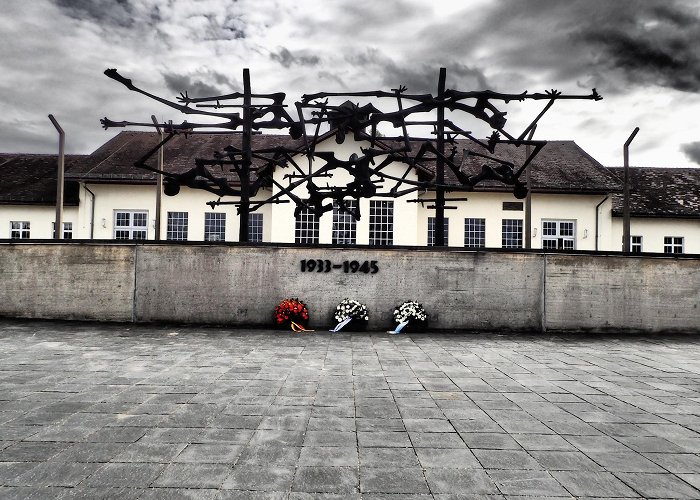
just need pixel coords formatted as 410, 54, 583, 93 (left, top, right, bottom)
415, 191, 613, 250
2, 138, 695, 251
531, 193, 612, 251
612, 217, 700, 254
269, 136, 420, 245
0, 205, 79, 239
81, 183, 272, 242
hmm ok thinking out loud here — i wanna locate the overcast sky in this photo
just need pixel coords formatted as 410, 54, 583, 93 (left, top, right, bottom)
2, 0, 700, 167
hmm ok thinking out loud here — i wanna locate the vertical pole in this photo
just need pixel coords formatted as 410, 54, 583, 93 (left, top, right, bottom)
435, 68, 446, 247
622, 127, 639, 252
524, 125, 536, 249
239, 68, 252, 243
151, 116, 163, 240
48, 115, 64, 240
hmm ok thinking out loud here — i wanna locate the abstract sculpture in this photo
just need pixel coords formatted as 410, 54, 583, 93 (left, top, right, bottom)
102, 68, 601, 244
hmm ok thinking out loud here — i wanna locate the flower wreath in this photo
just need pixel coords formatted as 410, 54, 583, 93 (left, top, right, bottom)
330, 298, 369, 332
334, 298, 369, 323
393, 300, 427, 324
274, 298, 311, 332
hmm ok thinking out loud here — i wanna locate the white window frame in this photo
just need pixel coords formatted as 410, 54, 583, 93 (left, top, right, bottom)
502, 219, 523, 249
427, 217, 449, 246
248, 213, 263, 243
204, 212, 226, 242
369, 200, 393, 246
630, 235, 642, 253
332, 200, 357, 245
464, 218, 486, 248
10, 221, 30, 239
52, 222, 73, 239
541, 220, 576, 250
167, 212, 188, 241
664, 236, 683, 254
295, 208, 319, 244
114, 210, 148, 240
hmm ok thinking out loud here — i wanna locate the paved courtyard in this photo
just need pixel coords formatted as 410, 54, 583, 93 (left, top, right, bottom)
1, 320, 700, 499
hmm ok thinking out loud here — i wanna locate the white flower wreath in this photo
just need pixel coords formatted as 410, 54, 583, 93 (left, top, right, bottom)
393, 300, 427, 324
334, 298, 369, 322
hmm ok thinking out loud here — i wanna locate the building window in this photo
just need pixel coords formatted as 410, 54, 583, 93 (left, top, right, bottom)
332, 200, 357, 245
295, 208, 319, 244
502, 202, 524, 211
369, 200, 393, 246
630, 235, 642, 253
502, 219, 523, 249
464, 218, 486, 248
427, 217, 449, 246
114, 211, 147, 240
167, 212, 188, 241
52, 222, 72, 239
664, 236, 683, 254
542, 220, 575, 250
203, 212, 226, 242
10, 221, 30, 239
248, 213, 263, 243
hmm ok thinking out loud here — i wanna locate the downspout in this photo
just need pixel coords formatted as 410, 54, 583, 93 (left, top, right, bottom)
83, 184, 96, 239
594, 195, 608, 252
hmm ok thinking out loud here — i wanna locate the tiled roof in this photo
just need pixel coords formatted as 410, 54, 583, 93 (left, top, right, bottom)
0, 155, 81, 205
608, 167, 700, 218
67, 132, 621, 194
450, 139, 621, 193
67, 131, 307, 182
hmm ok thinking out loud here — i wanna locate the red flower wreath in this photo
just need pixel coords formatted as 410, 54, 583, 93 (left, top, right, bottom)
274, 298, 309, 329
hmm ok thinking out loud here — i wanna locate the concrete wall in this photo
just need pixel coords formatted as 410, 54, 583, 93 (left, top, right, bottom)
0, 243, 697, 332
134, 246, 544, 330
0, 244, 134, 321
545, 254, 700, 332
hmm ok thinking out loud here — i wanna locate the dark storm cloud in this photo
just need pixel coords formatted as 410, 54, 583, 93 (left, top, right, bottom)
270, 48, 320, 68
576, 3, 700, 92
162, 71, 240, 98
346, 49, 489, 93
197, 12, 247, 41
681, 142, 700, 165
469, 0, 700, 93
52, 0, 136, 27
0, 121, 57, 154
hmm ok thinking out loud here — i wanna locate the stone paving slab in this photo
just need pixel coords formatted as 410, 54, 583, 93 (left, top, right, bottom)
0, 320, 700, 499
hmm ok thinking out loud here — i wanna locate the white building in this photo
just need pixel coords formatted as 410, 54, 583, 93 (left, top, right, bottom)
609, 167, 700, 254
1, 131, 698, 254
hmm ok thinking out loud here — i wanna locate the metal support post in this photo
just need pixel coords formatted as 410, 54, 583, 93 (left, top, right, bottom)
435, 68, 447, 247
48, 114, 64, 239
151, 116, 164, 240
622, 127, 640, 252
524, 125, 537, 249
239, 68, 252, 243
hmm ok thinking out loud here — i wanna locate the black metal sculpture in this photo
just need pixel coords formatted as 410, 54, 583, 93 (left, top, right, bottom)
101, 67, 601, 244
